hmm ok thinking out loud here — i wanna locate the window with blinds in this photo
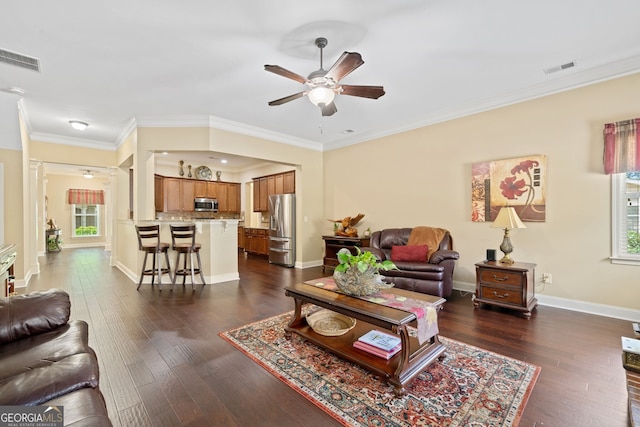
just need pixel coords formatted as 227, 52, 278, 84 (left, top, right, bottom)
72, 204, 101, 237
612, 172, 640, 265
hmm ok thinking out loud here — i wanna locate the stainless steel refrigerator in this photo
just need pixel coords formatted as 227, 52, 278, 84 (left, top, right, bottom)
268, 194, 295, 267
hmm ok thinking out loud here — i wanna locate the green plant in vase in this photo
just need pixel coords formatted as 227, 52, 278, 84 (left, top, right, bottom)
333, 247, 397, 296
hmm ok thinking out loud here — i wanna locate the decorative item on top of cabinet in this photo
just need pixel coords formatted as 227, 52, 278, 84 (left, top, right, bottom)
252, 170, 296, 212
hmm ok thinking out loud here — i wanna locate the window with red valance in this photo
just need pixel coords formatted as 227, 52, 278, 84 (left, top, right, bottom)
67, 189, 104, 205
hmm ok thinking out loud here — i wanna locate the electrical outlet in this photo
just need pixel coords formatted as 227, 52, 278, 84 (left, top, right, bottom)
542, 273, 552, 284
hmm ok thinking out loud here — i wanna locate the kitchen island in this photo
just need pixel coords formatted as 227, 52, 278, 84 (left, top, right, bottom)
116, 219, 239, 286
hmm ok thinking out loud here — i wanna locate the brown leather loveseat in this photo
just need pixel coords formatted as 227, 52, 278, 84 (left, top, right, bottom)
0, 289, 112, 426
364, 227, 459, 298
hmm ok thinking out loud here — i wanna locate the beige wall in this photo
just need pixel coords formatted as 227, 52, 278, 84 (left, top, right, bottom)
0, 148, 25, 278
324, 72, 640, 311
30, 141, 117, 168
44, 174, 108, 248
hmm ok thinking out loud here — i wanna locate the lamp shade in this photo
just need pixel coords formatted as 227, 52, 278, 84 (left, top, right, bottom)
491, 206, 526, 230
307, 87, 335, 106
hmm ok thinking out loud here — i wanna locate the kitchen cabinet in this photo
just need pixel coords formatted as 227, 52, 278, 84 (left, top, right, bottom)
252, 170, 295, 212
155, 175, 240, 213
283, 171, 295, 194
237, 226, 244, 249
154, 175, 164, 212
194, 181, 207, 198
225, 183, 240, 213
206, 182, 218, 198
275, 174, 284, 194
244, 228, 268, 256
267, 175, 276, 197
156, 177, 195, 213
258, 177, 268, 211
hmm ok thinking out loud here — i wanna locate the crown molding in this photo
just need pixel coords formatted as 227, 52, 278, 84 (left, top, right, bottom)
29, 132, 118, 151
134, 114, 323, 152
322, 55, 640, 151
115, 117, 137, 148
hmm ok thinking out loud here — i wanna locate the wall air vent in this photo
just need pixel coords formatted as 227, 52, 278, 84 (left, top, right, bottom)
543, 60, 576, 75
0, 48, 40, 72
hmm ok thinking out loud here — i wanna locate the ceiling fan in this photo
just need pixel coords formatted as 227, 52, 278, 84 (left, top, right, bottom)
265, 37, 385, 116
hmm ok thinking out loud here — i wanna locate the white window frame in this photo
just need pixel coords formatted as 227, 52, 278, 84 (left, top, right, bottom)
71, 204, 101, 238
611, 173, 640, 265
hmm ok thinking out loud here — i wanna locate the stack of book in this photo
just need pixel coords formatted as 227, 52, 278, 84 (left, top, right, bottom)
353, 330, 402, 359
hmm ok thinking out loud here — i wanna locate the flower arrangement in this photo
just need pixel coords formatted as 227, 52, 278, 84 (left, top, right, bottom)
335, 247, 397, 273
333, 248, 398, 296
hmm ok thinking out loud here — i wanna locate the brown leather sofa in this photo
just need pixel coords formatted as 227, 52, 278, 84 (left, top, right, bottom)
0, 289, 112, 426
364, 228, 459, 298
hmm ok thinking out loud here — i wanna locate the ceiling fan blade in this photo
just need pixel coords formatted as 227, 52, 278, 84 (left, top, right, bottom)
324, 52, 364, 82
268, 92, 306, 106
321, 102, 337, 117
340, 85, 386, 99
264, 65, 307, 84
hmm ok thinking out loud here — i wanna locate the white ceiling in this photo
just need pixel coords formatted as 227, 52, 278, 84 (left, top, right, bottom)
2, 0, 640, 153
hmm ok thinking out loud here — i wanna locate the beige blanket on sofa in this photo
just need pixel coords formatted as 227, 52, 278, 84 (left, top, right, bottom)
408, 227, 448, 260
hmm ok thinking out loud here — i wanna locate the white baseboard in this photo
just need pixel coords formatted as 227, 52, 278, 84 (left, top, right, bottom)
59, 243, 106, 249
453, 280, 640, 322
296, 259, 323, 269
115, 262, 239, 286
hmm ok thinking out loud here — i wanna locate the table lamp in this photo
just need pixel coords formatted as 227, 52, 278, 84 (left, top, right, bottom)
491, 206, 526, 264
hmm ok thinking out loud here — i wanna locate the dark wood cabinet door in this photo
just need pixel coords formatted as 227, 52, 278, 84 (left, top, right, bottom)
181, 180, 195, 212
164, 178, 182, 212
283, 171, 295, 193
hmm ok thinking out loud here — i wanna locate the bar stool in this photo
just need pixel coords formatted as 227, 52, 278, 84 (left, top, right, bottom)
135, 225, 172, 290
170, 224, 206, 291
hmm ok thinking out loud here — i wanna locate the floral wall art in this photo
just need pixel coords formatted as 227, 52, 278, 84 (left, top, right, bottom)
471, 155, 547, 222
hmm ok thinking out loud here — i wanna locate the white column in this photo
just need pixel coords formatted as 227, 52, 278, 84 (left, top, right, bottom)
29, 160, 41, 275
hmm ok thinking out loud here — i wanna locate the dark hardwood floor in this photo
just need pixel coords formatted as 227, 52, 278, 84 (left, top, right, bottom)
27, 248, 632, 426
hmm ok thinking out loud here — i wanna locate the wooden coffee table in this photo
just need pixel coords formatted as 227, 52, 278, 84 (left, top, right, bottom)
284, 283, 446, 396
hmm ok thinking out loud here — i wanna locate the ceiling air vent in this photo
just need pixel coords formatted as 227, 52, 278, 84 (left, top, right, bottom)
543, 60, 576, 75
0, 48, 40, 72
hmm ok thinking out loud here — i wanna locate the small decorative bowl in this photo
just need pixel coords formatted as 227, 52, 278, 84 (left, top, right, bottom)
306, 309, 356, 336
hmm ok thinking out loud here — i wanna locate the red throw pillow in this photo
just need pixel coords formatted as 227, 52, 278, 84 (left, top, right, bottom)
390, 245, 428, 262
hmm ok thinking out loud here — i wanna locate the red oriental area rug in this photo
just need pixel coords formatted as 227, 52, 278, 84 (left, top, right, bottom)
220, 312, 540, 427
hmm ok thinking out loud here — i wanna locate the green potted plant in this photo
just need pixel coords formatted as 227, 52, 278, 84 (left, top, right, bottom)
333, 247, 397, 296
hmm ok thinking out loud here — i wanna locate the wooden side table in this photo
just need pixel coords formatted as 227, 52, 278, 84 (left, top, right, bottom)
322, 236, 371, 272
473, 261, 537, 318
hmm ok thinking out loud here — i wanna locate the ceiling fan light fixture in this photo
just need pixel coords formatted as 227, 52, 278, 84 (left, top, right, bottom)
69, 120, 88, 131
308, 87, 335, 106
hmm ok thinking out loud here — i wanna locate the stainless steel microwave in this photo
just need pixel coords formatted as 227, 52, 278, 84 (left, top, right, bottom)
194, 198, 218, 212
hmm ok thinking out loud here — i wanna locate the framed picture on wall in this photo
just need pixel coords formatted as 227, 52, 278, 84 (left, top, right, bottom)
471, 154, 547, 223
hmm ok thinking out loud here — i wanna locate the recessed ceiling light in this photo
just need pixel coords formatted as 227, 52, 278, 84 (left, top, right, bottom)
69, 120, 88, 130
162, 152, 168, 155
221, 159, 228, 164
341, 129, 355, 134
